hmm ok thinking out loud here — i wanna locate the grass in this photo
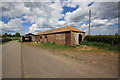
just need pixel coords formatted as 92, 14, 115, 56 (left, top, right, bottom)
40, 42, 76, 49
6, 37, 20, 40
23, 41, 119, 54
24, 42, 75, 51
80, 40, 119, 53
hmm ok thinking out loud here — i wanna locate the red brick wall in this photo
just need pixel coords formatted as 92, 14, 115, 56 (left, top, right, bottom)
47, 34, 56, 43
35, 33, 68, 45
70, 31, 76, 46
55, 33, 66, 45
65, 32, 71, 46
35, 36, 40, 42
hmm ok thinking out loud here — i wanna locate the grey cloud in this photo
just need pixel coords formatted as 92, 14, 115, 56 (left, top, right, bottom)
91, 2, 118, 19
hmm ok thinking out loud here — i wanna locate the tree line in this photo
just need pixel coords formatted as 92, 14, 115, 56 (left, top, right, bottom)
1, 32, 21, 37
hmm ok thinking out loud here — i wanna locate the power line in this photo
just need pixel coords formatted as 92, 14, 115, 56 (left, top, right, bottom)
94, 4, 118, 10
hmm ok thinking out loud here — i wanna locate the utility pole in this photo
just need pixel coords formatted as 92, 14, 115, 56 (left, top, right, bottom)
88, 9, 91, 35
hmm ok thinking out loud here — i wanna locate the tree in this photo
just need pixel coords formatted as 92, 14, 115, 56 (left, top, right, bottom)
15, 33, 20, 37
7, 34, 12, 37
115, 33, 120, 36
2, 33, 8, 37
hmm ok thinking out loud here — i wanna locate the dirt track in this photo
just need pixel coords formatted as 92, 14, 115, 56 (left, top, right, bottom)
2, 41, 118, 78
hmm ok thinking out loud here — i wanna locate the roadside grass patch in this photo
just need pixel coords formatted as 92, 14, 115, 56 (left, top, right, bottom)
40, 42, 76, 49
80, 40, 119, 53
22, 41, 118, 54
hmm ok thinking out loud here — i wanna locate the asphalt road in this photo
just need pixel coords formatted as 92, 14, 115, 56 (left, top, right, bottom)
2, 41, 118, 78
2, 41, 22, 78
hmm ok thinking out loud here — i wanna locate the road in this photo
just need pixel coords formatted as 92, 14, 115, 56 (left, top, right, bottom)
2, 41, 118, 78
2, 41, 22, 78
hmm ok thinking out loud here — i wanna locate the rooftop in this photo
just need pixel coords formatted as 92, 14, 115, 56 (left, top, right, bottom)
35, 26, 85, 35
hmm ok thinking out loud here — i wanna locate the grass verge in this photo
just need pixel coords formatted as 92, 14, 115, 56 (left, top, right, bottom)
80, 40, 119, 53
22, 41, 118, 54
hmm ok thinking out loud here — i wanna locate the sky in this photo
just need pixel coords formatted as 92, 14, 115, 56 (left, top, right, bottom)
0, 0, 119, 35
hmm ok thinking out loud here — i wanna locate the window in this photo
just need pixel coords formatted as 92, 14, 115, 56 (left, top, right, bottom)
45, 36, 47, 38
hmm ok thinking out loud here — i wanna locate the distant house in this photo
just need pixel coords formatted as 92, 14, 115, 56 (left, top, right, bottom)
35, 26, 85, 46
20, 33, 35, 42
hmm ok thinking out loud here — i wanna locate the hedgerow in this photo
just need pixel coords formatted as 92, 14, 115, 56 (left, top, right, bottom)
84, 35, 120, 45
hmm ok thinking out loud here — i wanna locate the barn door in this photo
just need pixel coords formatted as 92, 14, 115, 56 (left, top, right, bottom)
79, 34, 82, 44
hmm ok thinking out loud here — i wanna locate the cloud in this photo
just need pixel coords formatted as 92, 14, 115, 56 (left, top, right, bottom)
0, 1, 119, 35
0, 18, 24, 33
90, 2, 118, 19
29, 24, 51, 34
1, 2, 31, 17
91, 18, 118, 27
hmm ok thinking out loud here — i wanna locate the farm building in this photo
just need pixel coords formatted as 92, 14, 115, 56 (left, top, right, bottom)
35, 26, 85, 46
20, 33, 35, 42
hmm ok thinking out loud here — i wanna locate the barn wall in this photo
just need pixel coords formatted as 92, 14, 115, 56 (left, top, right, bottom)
55, 33, 66, 45
47, 33, 66, 45
35, 32, 69, 45
35, 36, 41, 42
35, 32, 85, 46
65, 32, 71, 46
70, 31, 76, 46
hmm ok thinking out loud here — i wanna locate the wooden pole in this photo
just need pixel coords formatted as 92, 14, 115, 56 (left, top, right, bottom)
88, 9, 91, 35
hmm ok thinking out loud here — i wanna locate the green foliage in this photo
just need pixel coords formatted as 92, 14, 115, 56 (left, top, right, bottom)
2, 33, 8, 37
85, 35, 120, 45
81, 34, 120, 53
14, 33, 21, 37
2, 33, 21, 37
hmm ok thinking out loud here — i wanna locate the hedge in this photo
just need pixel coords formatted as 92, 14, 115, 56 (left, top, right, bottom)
84, 35, 120, 45
0, 38, 12, 43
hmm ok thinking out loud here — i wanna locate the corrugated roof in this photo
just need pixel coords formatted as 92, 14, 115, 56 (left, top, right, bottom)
35, 26, 85, 35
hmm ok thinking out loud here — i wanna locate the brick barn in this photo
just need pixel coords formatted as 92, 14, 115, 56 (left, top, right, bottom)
35, 26, 85, 46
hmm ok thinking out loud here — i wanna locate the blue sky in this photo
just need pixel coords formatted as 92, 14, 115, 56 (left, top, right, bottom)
0, 1, 118, 35
62, 5, 79, 14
